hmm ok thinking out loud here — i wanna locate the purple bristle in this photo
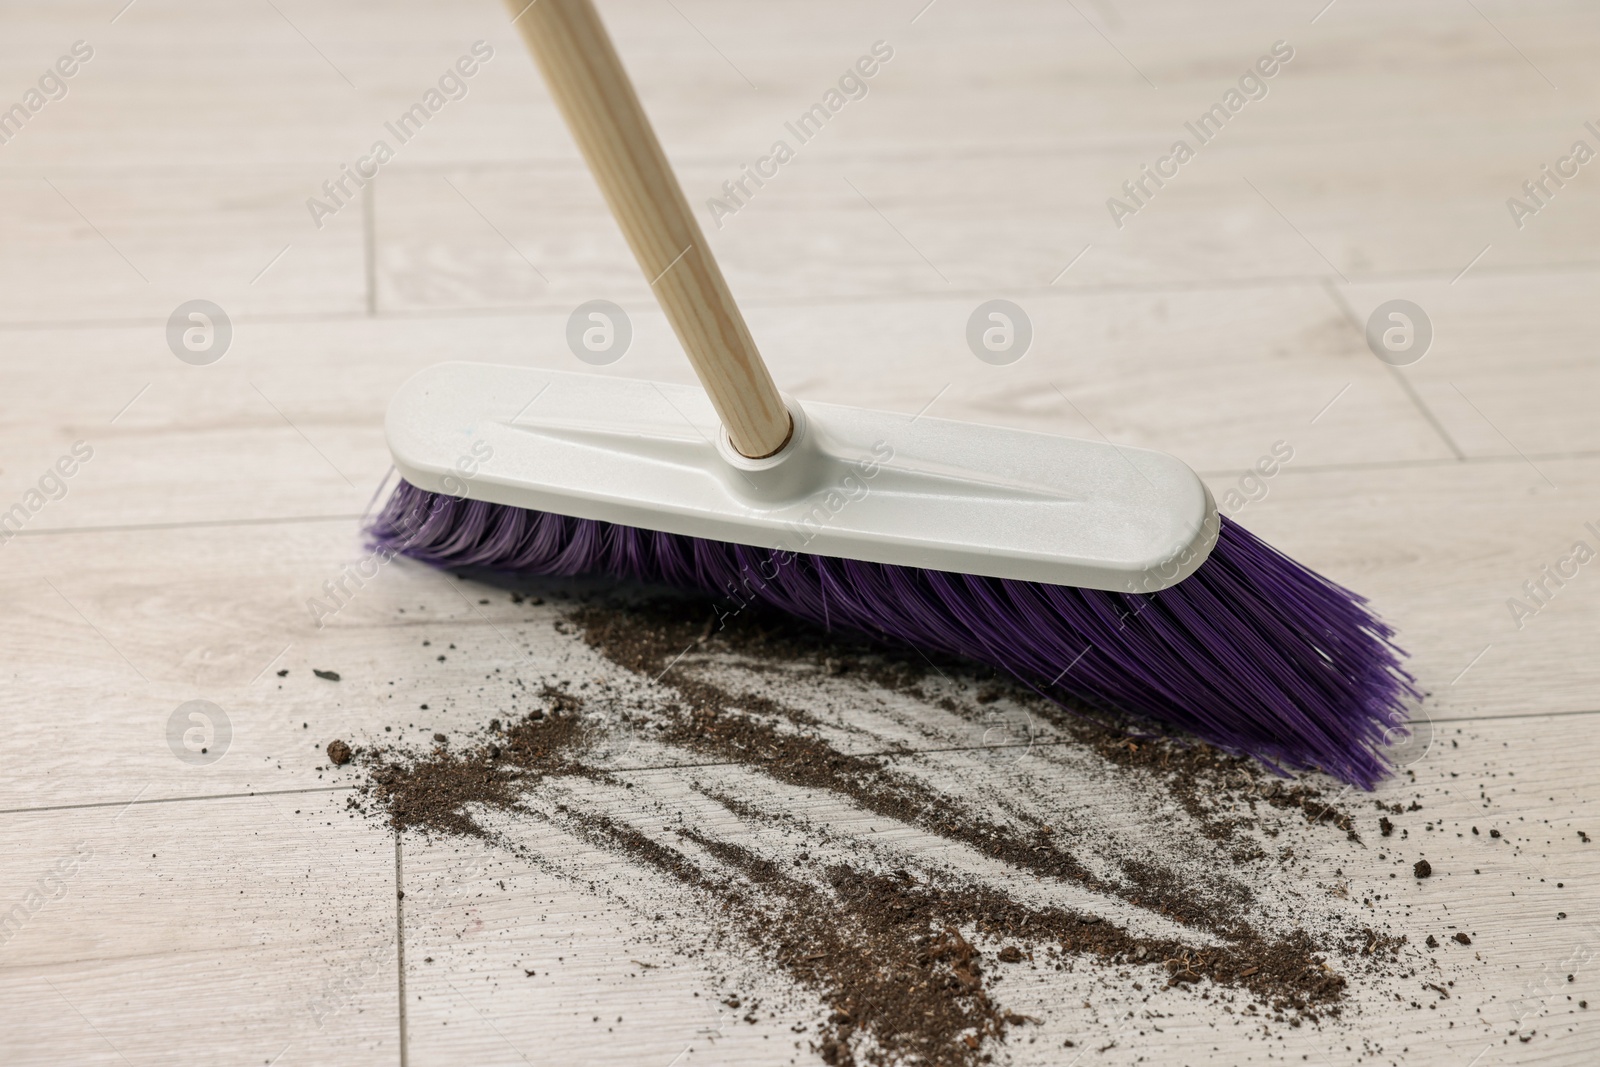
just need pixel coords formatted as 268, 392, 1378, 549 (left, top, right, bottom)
369, 481, 1419, 788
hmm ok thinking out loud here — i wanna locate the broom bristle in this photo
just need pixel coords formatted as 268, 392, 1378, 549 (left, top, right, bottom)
369, 481, 1419, 788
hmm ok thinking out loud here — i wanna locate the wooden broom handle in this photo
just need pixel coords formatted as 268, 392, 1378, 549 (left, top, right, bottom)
504, 0, 792, 458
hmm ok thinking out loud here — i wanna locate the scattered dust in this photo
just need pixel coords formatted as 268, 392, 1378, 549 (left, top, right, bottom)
340, 585, 1450, 1066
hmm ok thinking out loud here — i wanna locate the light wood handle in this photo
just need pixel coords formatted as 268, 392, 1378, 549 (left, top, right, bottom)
503, 0, 792, 458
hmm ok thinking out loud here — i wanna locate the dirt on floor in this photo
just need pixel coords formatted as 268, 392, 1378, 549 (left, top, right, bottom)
342, 583, 1436, 1067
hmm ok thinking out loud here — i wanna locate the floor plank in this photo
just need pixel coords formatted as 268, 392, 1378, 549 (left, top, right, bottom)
1234, 457, 1600, 721
0, 791, 400, 1066
0, 172, 367, 325
5, 1, 1600, 1064
1342, 273, 1600, 460
0, 279, 1467, 530
393, 712, 1600, 1066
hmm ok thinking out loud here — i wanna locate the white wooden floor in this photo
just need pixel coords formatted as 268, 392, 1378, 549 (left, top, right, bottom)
2, 1, 1597, 1064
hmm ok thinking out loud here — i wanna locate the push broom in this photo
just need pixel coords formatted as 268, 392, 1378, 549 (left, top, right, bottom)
370, 0, 1419, 788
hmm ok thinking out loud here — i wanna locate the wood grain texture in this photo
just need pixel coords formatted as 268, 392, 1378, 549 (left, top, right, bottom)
0, 792, 400, 1065
2, 0, 1599, 1064
359, 715, 1600, 1067
0, 278, 1474, 530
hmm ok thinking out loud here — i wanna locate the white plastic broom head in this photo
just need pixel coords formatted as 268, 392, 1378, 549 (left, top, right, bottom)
386, 363, 1218, 594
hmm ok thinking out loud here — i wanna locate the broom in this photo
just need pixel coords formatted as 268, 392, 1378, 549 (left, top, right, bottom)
370, 0, 1419, 789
